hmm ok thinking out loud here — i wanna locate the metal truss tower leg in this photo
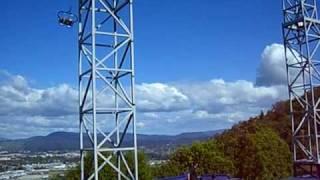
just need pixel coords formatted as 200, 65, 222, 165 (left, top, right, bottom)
282, 0, 320, 177
78, 0, 138, 179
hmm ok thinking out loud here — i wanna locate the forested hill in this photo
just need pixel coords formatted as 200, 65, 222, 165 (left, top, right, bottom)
221, 99, 292, 145
153, 89, 314, 179
227, 86, 320, 148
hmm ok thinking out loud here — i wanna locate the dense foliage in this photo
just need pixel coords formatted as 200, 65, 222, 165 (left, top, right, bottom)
216, 123, 292, 179
152, 123, 292, 179
152, 141, 234, 179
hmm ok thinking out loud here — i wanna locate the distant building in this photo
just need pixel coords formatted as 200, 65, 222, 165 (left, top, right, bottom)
0, 170, 27, 179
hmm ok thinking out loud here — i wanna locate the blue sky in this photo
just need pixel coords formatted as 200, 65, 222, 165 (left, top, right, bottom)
0, 0, 289, 138
1, 0, 282, 86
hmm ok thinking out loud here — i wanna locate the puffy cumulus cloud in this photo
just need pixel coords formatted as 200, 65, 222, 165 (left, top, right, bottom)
256, 43, 288, 86
137, 110, 237, 135
136, 79, 288, 135
0, 52, 290, 138
0, 73, 193, 138
0, 72, 79, 138
256, 43, 302, 87
178, 79, 286, 114
0, 73, 78, 117
136, 83, 189, 112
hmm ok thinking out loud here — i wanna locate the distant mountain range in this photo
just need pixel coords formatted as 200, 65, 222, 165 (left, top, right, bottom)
0, 130, 224, 153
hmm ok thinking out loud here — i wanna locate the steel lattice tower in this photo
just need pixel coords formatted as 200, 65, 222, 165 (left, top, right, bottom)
78, 0, 138, 179
282, 0, 320, 176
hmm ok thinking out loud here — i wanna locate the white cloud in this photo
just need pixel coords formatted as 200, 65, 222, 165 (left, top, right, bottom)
0, 72, 79, 138
256, 43, 288, 86
136, 83, 189, 112
0, 76, 77, 117
0, 71, 288, 138
178, 79, 286, 114
0, 43, 293, 137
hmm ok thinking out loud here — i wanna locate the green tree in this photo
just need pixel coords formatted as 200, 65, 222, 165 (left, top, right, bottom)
216, 123, 292, 179
153, 141, 234, 179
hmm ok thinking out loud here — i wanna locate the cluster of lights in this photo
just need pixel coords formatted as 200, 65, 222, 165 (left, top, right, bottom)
288, 21, 305, 30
